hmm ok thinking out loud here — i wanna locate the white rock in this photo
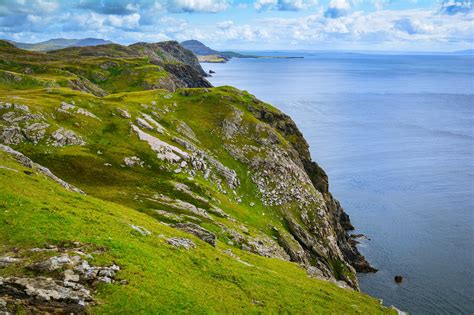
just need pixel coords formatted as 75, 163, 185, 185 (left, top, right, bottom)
117, 108, 131, 119
130, 224, 151, 236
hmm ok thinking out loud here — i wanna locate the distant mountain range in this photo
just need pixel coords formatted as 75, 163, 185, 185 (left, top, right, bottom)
6, 38, 113, 52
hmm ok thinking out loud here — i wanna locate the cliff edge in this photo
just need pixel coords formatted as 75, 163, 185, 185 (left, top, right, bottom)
0, 40, 385, 313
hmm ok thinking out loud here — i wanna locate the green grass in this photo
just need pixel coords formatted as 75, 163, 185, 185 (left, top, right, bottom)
0, 152, 391, 314
0, 40, 394, 313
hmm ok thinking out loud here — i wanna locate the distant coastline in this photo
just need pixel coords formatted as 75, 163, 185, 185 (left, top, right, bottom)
200, 55, 304, 63
181, 39, 303, 64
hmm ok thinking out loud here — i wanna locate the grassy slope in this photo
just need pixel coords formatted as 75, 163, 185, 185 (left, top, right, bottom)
0, 41, 393, 313
0, 151, 389, 314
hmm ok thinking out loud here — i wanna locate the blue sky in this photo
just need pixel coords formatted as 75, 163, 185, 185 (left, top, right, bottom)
0, 0, 473, 51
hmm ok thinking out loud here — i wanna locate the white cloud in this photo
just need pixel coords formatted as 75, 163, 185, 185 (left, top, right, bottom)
166, 0, 230, 13
106, 13, 141, 29
1, 0, 472, 51
439, 0, 473, 15
217, 20, 234, 29
324, 0, 351, 18
254, 0, 318, 11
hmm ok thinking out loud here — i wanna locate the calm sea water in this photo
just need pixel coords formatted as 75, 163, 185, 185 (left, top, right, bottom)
202, 52, 474, 314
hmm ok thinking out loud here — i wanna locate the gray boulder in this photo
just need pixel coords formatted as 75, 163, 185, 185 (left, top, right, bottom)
48, 128, 85, 147
0, 126, 25, 144
167, 237, 196, 250
174, 223, 216, 246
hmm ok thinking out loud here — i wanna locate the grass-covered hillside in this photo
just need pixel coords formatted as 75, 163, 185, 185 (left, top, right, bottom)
0, 40, 392, 313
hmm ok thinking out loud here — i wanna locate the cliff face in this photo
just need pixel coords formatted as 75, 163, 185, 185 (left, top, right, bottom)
0, 41, 384, 313
247, 102, 376, 275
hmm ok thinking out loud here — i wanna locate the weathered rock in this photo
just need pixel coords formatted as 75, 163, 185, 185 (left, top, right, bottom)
58, 101, 76, 112
27, 254, 72, 272
0, 126, 24, 144
0, 256, 21, 268
48, 128, 85, 147
131, 124, 188, 162
0, 102, 12, 110
142, 113, 165, 133
167, 237, 196, 250
2, 111, 43, 124
207, 206, 232, 219
136, 117, 154, 130
0, 297, 6, 313
0, 276, 91, 312
123, 156, 143, 167
67, 77, 107, 97
172, 136, 240, 189
152, 194, 212, 220
176, 121, 199, 142
222, 249, 253, 267
117, 108, 131, 119
76, 108, 99, 120
64, 270, 80, 282
174, 223, 216, 246
222, 108, 243, 139
173, 182, 209, 205
23, 122, 49, 144
13, 104, 29, 112
130, 224, 151, 236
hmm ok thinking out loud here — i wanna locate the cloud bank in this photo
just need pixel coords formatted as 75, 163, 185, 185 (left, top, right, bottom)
0, 0, 472, 51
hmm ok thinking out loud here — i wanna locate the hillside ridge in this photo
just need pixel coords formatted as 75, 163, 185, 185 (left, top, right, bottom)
6, 38, 114, 52
0, 40, 387, 313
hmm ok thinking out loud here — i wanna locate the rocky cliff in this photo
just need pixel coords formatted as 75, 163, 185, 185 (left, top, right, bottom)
0, 40, 386, 313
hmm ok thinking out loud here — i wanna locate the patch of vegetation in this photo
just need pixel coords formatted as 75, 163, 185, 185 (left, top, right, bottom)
0, 40, 393, 313
0, 152, 391, 313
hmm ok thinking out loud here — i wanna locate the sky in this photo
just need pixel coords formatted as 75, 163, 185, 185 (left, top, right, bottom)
0, 0, 473, 52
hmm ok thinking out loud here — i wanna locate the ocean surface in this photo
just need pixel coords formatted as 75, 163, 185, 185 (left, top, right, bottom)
201, 52, 474, 314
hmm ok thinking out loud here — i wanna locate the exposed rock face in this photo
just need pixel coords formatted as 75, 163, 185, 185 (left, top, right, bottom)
67, 78, 107, 97
117, 108, 131, 119
218, 99, 375, 288
58, 101, 99, 120
0, 103, 51, 145
172, 136, 240, 190
0, 276, 92, 313
162, 63, 212, 89
0, 246, 121, 314
167, 238, 196, 250
152, 194, 213, 220
130, 41, 208, 77
0, 126, 24, 145
23, 122, 49, 144
48, 128, 85, 147
174, 223, 216, 247
0, 257, 21, 268
130, 224, 151, 236
123, 156, 143, 167
132, 124, 188, 162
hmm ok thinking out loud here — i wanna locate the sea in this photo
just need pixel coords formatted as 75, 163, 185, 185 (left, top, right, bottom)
201, 52, 474, 314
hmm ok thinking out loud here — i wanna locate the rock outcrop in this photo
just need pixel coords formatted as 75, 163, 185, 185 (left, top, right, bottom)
0, 245, 121, 314
256, 102, 375, 274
